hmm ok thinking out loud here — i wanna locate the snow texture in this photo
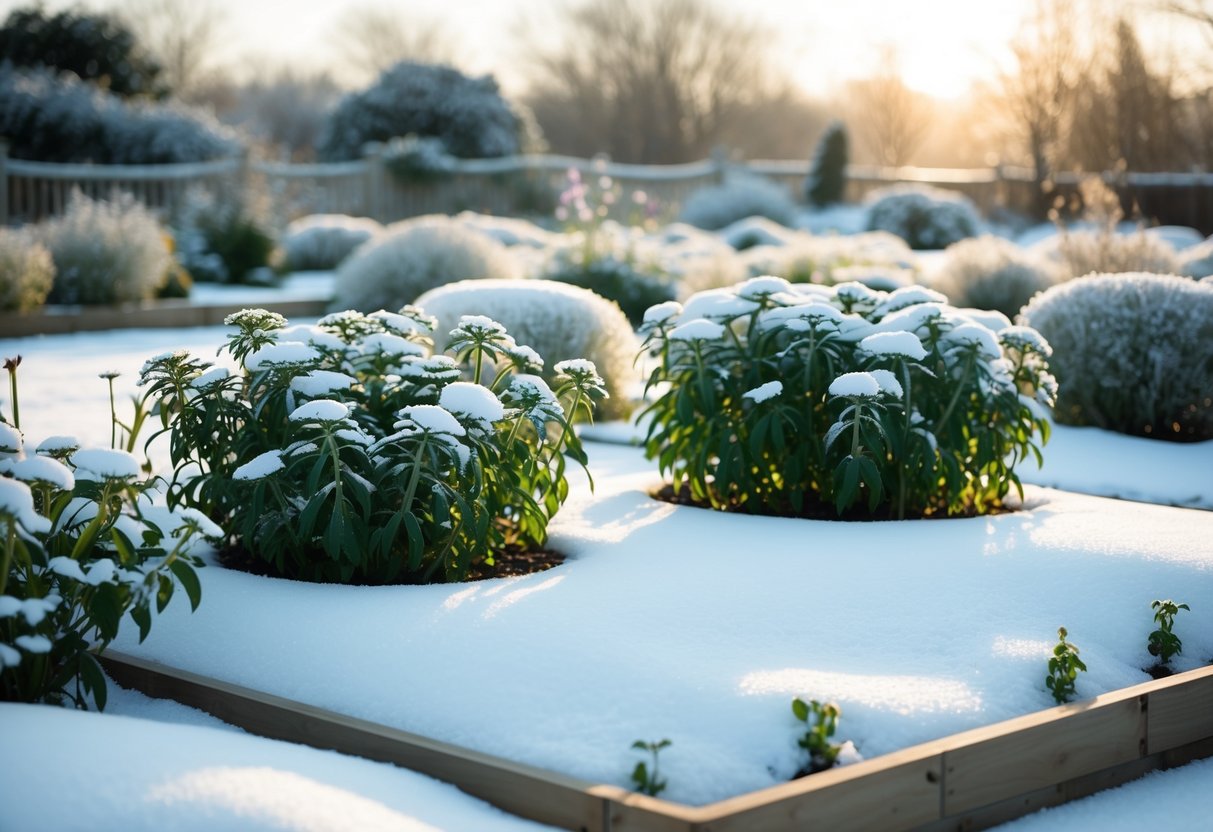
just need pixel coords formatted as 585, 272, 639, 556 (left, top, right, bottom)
439, 383, 505, 427
290, 370, 357, 398
742, 381, 783, 403
288, 400, 350, 423
0, 478, 50, 533
246, 342, 321, 372
0, 454, 74, 490
398, 405, 466, 437
70, 448, 141, 480
233, 451, 285, 482
669, 319, 727, 342
829, 372, 881, 398
859, 331, 928, 361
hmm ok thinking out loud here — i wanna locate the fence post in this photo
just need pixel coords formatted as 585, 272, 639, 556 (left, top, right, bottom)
0, 140, 8, 226
362, 143, 386, 221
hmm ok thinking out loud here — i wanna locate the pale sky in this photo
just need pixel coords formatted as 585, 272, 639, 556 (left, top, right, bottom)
2, 0, 1207, 100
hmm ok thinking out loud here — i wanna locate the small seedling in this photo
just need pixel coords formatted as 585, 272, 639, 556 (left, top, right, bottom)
630, 739, 671, 797
1045, 627, 1087, 704
1148, 599, 1190, 667
792, 697, 842, 774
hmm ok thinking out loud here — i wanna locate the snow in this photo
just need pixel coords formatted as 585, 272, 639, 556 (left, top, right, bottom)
439, 382, 505, 427
0, 478, 51, 534
70, 447, 142, 480
868, 369, 903, 399
360, 332, 425, 358
0, 702, 555, 832
642, 301, 683, 325
233, 450, 285, 482
0, 454, 75, 490
742, 381, 783, 403
398, 405, 466, 436
828, 371, 882, 399
668, 319, 727, 342
288, 399, 350, 423
289, 370, 357, 398
246, 342, 321, 372
35, 434, 80, 455
859, 331, 928, 361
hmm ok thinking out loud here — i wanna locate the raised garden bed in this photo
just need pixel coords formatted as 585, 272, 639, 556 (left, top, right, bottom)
0, 298, 328, 338
100, 651, 1213, 832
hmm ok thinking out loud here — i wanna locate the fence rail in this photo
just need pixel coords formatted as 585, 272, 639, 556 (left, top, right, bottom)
3, 143, 1211, 233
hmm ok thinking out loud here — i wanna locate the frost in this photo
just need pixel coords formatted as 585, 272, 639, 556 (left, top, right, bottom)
999, 326, 1053, 357
0, 643, 19, 668
232, 450, 285, 481
829, 372, 881, 399
35, 435, 79, 455
669, 319, 727, 342
71, 448, 141, 480
0, 423, 23, 455
1, 455, 74, 490
742, 380, 783, 403
279, 325, 346, 352
873, 286, 949, 318
14, 635, 52, 654
290, 370, 357, 398
0, 479, 50, 534
452, 315, 508, 338
680, 290, 759, 322
360, 332, 425, 358
945, 323, 1002, 359
440, 382, 505, 428
859, 331, 928, 361
397, 405, 466, 437
736, 275, 792, 300
246, 342, 321, 372
177, 508, 224, 540
869, 369, 904, 399
335, 428, 372, 446
289, 400, 350, 423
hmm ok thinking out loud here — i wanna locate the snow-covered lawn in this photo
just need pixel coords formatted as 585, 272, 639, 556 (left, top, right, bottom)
2, 324, 1211, 825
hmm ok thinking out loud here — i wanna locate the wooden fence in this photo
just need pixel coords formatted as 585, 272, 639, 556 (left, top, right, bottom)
4, 142, 1213, 232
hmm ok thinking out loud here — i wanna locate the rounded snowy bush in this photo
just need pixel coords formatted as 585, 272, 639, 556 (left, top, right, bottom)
864, 185, 982, 251
318, 62, 526, 161
679, 177, 797, 231
38, 191, 169, 305
1033, 229, 1180, 280
641, 277, 1055, 519
1020, 273, 1213, 442
0, 228, 55, 312
281, 214, 382, 272
933, 235, 1057, 319
1179, 238, 1213, 279
333, 219, 521, 313
417, 279, 639, 419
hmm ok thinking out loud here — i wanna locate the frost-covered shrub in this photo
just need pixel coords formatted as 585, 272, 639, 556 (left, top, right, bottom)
1179, 238, 1213, 279
738, 231, 915, 286
865, 185, 982, 250
0, 412, 207, 709
679, 177, 797, 231
542, 225, 676, 325
173, 187, 275, 285
280, 214, 382, 272
933, 235, 1057, 319
0, 230, 55, 312
417, 279, 640, 421
453, 211, 556, 249
717, 216, 799, 251
333, 219, 521, 312
142, 308, 604, 583
805, 121, 848, 207
318, 62, 525, 161
641, 278, 1054, 518
1034, 229, 1180, 280
38, 191, 170, 305
0, 64, 238, 163
1020, 274, 1213, 441
382, 134, 457, 184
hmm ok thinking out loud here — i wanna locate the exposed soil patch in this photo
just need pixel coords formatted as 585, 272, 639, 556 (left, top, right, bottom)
1144, 664, 1174, 680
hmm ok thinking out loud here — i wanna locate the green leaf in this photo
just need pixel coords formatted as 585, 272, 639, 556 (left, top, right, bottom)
80, 652, 108, 711
169, 559, 203, 611
89, 584, 124, 641
791, 697, 809, 723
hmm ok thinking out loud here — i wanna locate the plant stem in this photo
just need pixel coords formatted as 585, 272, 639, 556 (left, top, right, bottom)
6, 366, 18, 430
0, 522, 15, 596
107, 378, 117, 449
936, 351, 977, 435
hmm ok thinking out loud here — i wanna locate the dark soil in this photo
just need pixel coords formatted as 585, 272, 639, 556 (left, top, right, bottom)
216, 543, 565, 585
652, 483, 1014, 522
1144, 663, 1174, 680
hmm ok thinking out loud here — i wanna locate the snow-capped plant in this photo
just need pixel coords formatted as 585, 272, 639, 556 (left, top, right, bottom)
0, 229, 55, 312
417, 278, 639, 421
280, 214, 382, 272
36, 190, 170, 305
640, 276, 1054, 518
865, 185, 982, 250
381, 134, 458, 184
1019, 274, 1213, 441
141, 307, 605, 584
630, 738, 672, 797
933, 235, 1058, 319
0, 368, 207, 709
1045, 627, 1086, 705
333, 219, 521, 313
679, 176, 798, 231
1147, 599, 1189, 669
791, 697, 843, 775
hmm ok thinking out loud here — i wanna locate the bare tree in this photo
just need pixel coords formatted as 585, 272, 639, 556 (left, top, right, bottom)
521, 0, 778, 164
121, 0, 224, 99
996, 0, 1088, 213
845, 47, 931, 167
333, 4, 460, 82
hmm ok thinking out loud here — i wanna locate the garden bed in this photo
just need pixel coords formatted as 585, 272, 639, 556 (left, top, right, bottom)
0, 297, 327, 337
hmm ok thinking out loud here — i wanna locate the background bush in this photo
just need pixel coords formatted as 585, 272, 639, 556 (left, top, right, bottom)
804, 121, 848, 207
38, 191, 170, 305
864, 185, 982, 250
0, 229, 55, 311
1179, 238, 1213, 279
417, 278, 639, 419
542, 226, 675, 325
318, 61, 527, 161
1020, 273, 1213, 441
933, 235, 1058, 318
1032, 228, 1181, 280
173, 187, 277, 284
280, 214, 381, 272
679, 176, 797, 231
333, 218, 521, 312
0, 63, 237, 163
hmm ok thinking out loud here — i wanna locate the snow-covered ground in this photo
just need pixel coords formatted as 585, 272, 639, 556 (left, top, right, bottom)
2, 324, 1211, 825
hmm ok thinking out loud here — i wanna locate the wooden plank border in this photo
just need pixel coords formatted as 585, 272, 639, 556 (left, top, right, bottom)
99, 652, 1213, 832
0, 299, 329, 338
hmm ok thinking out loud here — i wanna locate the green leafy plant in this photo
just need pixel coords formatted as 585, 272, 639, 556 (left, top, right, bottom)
630, 738, 672, 797
792, 697, 843, 774
141, 307, 605, 584
640, 277, 1055, 519
1147, 599, 1190, 667
1045, 627, 1087, 704
1, 362, 208, 709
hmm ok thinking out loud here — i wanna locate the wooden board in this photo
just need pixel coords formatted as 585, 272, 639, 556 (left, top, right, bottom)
1148, 671, 1213, 755
0, 298, 328, 338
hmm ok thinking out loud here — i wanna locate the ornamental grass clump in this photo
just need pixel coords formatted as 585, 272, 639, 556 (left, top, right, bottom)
141, 307, 605, 584
640, 276, 1055, 519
